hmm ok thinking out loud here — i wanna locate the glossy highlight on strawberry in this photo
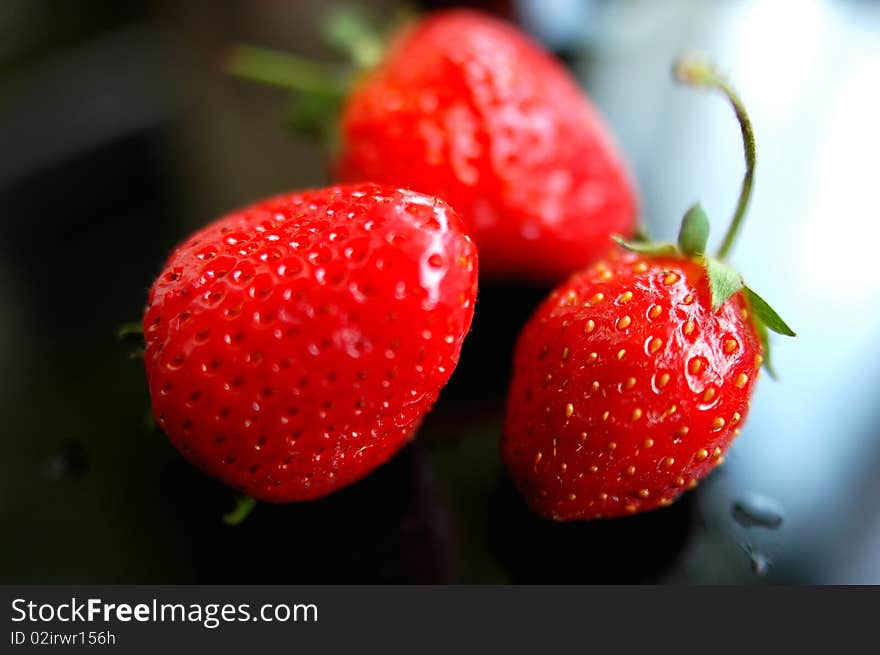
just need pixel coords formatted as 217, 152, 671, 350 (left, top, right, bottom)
143, 184, 478, 502
337, 9, 638, 282
502, 251, 761, 520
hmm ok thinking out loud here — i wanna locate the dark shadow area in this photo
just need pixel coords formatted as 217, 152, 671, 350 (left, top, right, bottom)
162, 443, 459, 584
488, 472, 696, 584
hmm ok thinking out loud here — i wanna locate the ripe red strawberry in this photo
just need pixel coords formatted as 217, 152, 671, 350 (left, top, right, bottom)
502, 58, 794, 520
143, 184, 477, 502
503, 250, 759, 519
229, 9, 638, 282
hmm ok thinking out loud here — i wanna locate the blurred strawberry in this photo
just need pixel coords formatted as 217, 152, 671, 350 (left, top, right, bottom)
228, 9, 638, 282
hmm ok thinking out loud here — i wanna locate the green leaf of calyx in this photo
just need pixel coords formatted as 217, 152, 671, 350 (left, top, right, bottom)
223, 495, 257, 526
751, 314, 778, 379
612, 236, 679, 257
706, 258, 743, 310
744, 287, 796, 336
678, 204, 710, 257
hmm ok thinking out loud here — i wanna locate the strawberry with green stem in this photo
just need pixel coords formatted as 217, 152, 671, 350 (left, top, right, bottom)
226, 8, 638, 282
501, 56, 795, 521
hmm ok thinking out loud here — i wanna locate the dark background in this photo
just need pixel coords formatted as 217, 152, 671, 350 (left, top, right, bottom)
2, 0, 879, 584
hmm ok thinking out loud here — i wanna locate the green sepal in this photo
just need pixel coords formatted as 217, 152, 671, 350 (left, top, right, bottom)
117, 322, 144, 340
223, 495, 257, 526
678, 204, 710, 257
706, 258, 743, 310
612, 235, 679, 257
321, 8, 385, 70
751, 313, 778, 379
285, 90, 342, 149
743, 287, 796, 336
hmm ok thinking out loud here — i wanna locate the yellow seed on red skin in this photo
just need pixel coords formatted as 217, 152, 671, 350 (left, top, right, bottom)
663, 272, 678, 285
649, 337, 663, 354
625, 465, 636, 476
634, 262, 648, 273
617, 315, 632, 329
674, 476, 686, 487
616, 349, 626, 360
735, 373, 749, 388
597, 492, 608, 501
696, 448, 709, 461
712, 417, 725, 430
625, 504, 638, 513
689, 358, 703, 374
662, 456, 675, 468
644, 438, 654, 448
703, 387, 716, 402
618, 291, 633, 304
684, 320, 695, 336
562, 347, 570, 360
625, 377, 636, 389
712, 447, 722, 458
649, 304, 662, 319
599, 270, 612, 281
565, 403, 574, 418
724, 339, 738, 354
659, 497, 673, 506
580, 432, 588, 442
591, 292, 605, 305
565, 290, 577, 304
755, 354, 764, 369
535, 452, 543, 464
678, 426, 690, 437
687, 479, 698, 490
589, 465, 598, 473
584, 319, 596, 333
602, 410, 610, 421
607, 441, 617, 451
587, 352, 598, 364
638, 489, 650, 498
568, 493, 577, 501
683, 294, 695, 305
632, 408, 643, 421
657, 373, 670, 388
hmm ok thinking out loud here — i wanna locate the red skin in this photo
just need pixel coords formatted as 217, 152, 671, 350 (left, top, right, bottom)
143, 184, 478, 502
337, 9, 638, 282
502, 249, 762, 520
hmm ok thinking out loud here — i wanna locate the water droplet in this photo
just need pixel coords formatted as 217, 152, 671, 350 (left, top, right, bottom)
750, 552, 771, 576
731, 493, 785, 529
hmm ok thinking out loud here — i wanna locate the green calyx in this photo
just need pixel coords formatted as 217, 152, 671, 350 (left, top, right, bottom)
615, 56, 795, 377
222, 495, 257, 526
224, 8, 399, 146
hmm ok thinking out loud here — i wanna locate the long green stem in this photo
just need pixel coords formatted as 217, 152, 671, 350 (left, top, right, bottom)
226, 44, 349, 97
674, 56, 756, 260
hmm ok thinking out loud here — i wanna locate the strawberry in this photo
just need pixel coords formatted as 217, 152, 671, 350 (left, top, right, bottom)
228, 9, 638, 282
501, 58, 795, 520
143, 183, 478, 503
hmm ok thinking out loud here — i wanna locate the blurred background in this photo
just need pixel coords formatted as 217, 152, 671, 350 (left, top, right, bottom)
2, 0, 879, 584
